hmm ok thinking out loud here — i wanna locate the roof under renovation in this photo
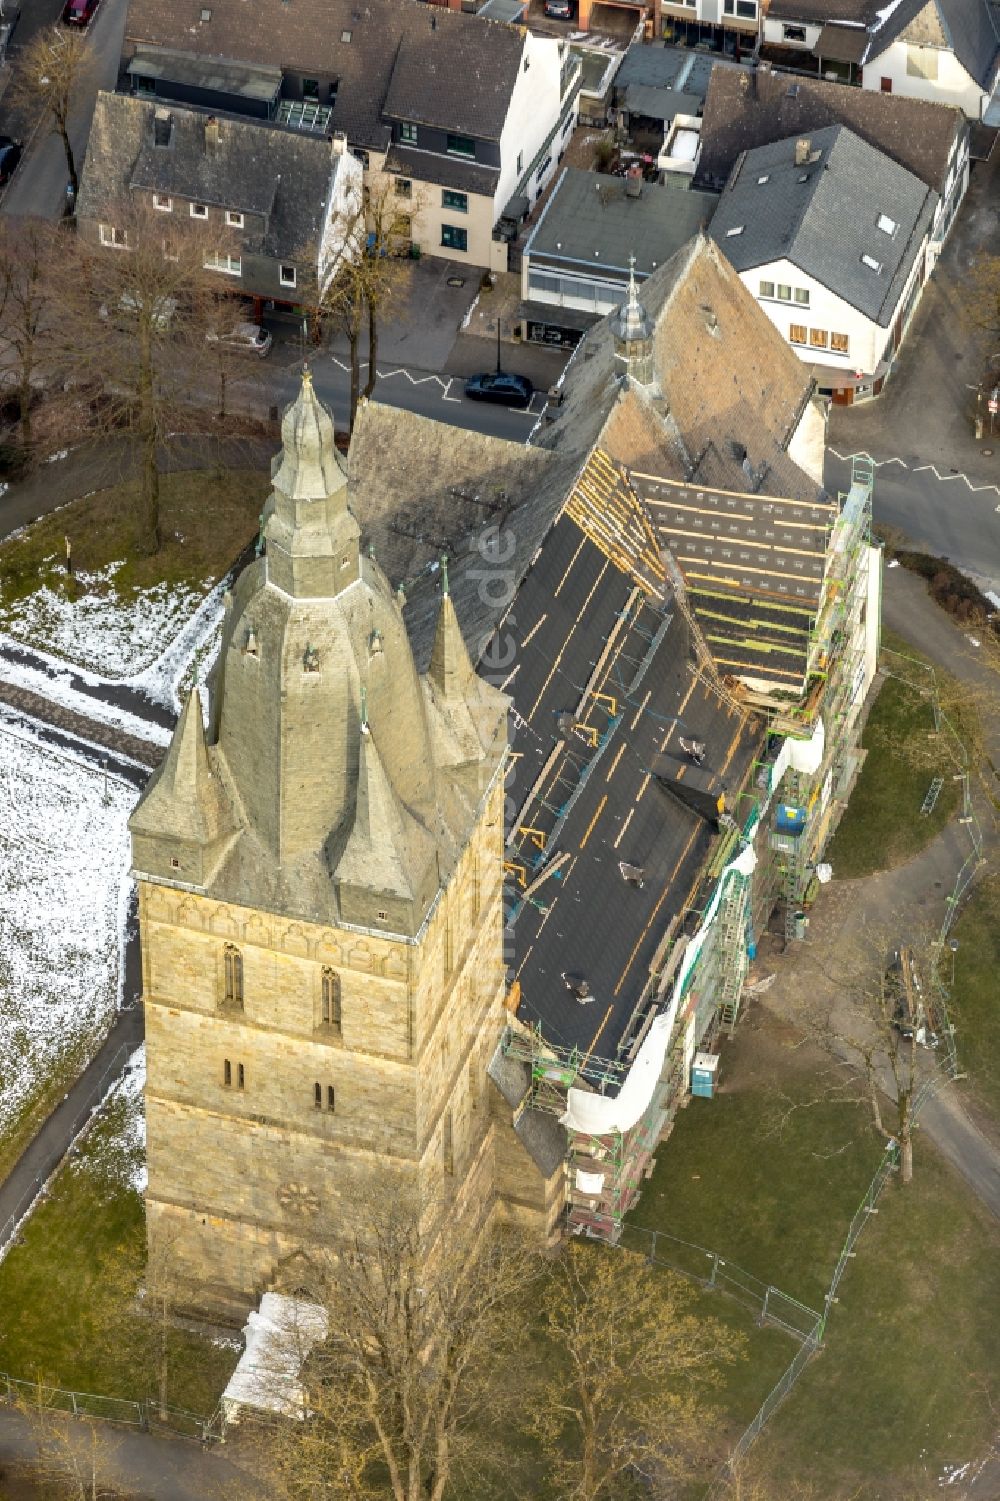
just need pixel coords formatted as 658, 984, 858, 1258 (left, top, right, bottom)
631, 474, 836, 689
499, 451, 762, 1066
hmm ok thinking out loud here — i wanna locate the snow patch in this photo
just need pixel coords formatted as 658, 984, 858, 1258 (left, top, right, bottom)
0, 562, 212, 680
939, 1461, 971, 1487
0, 646, 172, 747
93, 1045, 147, 1195
0, 724, 135, 1148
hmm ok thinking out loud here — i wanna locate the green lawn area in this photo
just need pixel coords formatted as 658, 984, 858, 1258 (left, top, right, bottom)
0, 467, 264, 603
756, 1134, 1000, 1500
624, 1018, 1000, 1499
0, 1077, 239, 1420
950, 874, 1000, 1123
826, 634, 962, 879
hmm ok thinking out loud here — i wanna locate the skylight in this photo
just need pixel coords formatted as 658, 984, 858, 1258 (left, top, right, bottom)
877, 212, 898, 235
861, 253, 883, 273
726, 225, 744, 237
757, 174, 769, 184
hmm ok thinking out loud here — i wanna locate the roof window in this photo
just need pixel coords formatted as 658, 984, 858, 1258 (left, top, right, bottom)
341, 28, 352, 41
861, 253, 882, 273
757, 174, 769, 184
200, 6, 211, 19
725, 224, 744, 237
877, 212, 898, 236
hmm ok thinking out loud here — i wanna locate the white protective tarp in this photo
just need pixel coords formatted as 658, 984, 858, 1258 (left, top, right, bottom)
222, 1293, 329, 1425
575, 1169, 606, 1194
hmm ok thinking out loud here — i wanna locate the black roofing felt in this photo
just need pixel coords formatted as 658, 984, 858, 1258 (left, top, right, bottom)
502, 511, 761, 1066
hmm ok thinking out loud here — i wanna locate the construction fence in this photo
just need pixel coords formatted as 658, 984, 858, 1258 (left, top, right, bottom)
0, 1372, 223, 1442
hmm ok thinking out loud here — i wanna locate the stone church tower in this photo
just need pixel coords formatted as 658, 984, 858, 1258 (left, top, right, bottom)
129, 373, 511, 1316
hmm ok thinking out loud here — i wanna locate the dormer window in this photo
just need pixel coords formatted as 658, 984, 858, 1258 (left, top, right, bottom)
190, 203, 208, 219
243, 628, 259, 657
226, 210, 244, 228
280, 265, 297, 288
369, 628, 384, 658
303, 643, 320, 672
400, 122, 417, 144
153, 194, 172, 212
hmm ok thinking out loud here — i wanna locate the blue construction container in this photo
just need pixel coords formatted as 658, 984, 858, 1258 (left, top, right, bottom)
775, 803, 807, 835
691, 1052, 720, 1099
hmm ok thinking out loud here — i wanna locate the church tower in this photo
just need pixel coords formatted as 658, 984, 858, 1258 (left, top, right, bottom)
130, 374, 511, 1316
612, 257, 656, 390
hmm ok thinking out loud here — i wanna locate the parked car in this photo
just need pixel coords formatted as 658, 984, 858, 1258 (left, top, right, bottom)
464, 371, 533, 409
62, 0, 100, 26
206, 322, 273, 359
544, 0, 574, 18
99, 293, 178, 331
0, 137, 22, 187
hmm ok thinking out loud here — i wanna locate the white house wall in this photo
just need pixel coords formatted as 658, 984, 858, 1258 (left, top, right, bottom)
496, 35, 577, 221
862, 41, 987, 118
735, 251, 927, 380
787, 397, 827, 487
762, 17, 822, 49
318, 149, 364, 295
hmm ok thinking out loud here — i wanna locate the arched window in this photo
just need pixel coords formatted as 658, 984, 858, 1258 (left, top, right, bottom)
224, 944, 244, 1007
223, 1059, 232, 1087
314, 1081, 322, 1110
321, 968, 342, 1033
327, 1085, 335, 1113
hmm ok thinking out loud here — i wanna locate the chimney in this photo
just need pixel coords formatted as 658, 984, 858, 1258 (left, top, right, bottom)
205, 115, 220, 154
794, 137, 811, 167
153, 107, 172, 148
331, 130, 347, 158
625, 164, 643, 198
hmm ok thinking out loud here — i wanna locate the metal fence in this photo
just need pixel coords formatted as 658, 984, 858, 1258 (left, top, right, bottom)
621, 1224, 821, 1346
0, 1041, 133, 1261
0, 1372, 223, 1442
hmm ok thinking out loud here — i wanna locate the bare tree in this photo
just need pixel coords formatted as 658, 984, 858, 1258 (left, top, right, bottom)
0, 218, 59, 456
260, 1189, 538, 1501
7, 28, 97, 201
311, 180, 415, 432
531, 1242, 746, 1501
50, 200, 224, 555
15, 1390, 121, 1501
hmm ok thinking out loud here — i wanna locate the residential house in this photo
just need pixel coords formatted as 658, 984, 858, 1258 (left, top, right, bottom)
695, 65, 969, 259
119, 0, 581, 271
610, 39, 750, 138
764, 0, 1000, 121
710, 125, 938, 401
77, 93, 362, 310
660, 0, 762, 53
519, 166, 716, 345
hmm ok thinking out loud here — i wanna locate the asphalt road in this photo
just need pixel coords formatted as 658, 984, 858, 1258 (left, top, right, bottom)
825, 448, 1000, 599
0, 0, 129, 220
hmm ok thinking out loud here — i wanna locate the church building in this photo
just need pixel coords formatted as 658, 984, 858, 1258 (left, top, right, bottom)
129, 373, 517, 1315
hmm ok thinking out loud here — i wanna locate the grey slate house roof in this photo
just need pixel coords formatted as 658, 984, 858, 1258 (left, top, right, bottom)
709, 124, 938, 326
526, 169, 716, 281
123, 0, 527, 154
78, 93, 346, 285
767, 0, 1000, 91
695, 64, 966, 195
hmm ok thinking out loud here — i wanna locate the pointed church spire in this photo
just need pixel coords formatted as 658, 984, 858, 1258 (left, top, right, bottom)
612, 254, 656, 388
428, 575, 474, 700
265, 369, 361, 597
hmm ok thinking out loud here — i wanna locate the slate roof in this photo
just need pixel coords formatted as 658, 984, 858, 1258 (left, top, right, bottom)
767, 0, 1000, 90
525, 168, 716, 279
613, 39, 749, 102
79, 93, 341, 263
537, 233, 825, 506
709, 125, 938, 326
383, 144, 499, 197
864, 0, 1000, 89
696, 64, 965, 194
502, 501, 761, 1061
123, 0, 526, 152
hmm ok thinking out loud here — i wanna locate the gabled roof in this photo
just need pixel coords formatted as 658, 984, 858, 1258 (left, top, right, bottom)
537, 233, 824, 505
695, 64, 965, 195
864, 0, 1000, 89
79, 93, 342, 263
710, 125, 938, 326
122, 0, 527, 151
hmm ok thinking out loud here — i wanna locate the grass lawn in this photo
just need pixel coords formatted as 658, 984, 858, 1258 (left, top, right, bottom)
0, 468, 264, 601
756, 1133, 1000, 1499
825, 633, 963, 879
623, 1014, 1000, 1499
0, 467, 266, 676
950, 874, 1000, 1124
0, 1072, 239, 1420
